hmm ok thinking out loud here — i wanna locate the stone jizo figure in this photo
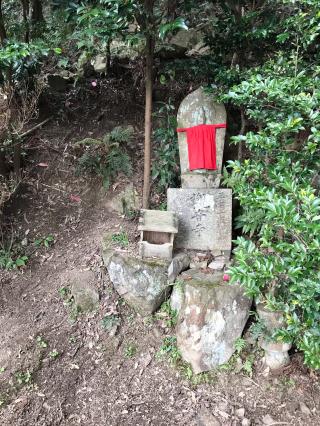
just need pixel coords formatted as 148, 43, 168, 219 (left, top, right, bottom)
177, 87, 227, 189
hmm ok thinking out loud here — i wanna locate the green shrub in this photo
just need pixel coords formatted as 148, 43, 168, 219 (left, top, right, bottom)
221, 1, 320, 369
0, 235, 28, 270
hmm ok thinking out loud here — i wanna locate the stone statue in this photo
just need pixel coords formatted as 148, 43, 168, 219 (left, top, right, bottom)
177, 87, 227, 188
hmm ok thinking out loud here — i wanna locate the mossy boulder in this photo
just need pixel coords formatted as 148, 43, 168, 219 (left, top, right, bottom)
103, 248, 170, 316
104, 183, 140, 215
102, 234, 190, 315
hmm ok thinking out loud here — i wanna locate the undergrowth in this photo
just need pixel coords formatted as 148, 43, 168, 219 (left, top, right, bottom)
75, 126, 133, 189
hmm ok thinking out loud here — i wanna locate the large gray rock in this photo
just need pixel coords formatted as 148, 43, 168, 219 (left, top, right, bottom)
105, 252, 170, 315
68, 270, 100, 313
171, 271, 251, 373
167, 188, 232, 252
177, 87, 227, 189
102, 234, 189, 315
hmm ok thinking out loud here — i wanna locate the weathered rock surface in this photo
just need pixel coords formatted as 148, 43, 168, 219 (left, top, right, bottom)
171, 270, 251, 373
208, 259, 225, 271
68, 270, 99, 313
167, 252, 190, 283
105, 252, 169, 315
102, 232, 190, 314
105, 183, 140, 215
92, 54, 107, 73
190, 259, 208, 269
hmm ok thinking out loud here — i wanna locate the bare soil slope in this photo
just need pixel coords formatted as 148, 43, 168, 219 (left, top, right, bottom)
0, 83, 319, 426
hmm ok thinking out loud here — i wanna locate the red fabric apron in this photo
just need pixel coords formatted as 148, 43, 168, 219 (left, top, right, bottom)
177, 123, 226, 170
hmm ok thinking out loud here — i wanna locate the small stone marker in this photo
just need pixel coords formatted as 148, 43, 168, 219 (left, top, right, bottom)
177, 87, 227, 189
167, 188, 232, 253
208, 259, 225, 270
138, 209, 178, 260
68, 270, 99, 313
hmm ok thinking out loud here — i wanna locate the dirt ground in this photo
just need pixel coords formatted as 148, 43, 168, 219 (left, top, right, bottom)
0, 81, 320, 426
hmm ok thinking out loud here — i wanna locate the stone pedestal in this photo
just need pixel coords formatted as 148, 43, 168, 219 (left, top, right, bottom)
260, 340, 291, 370
177, 87, 227, 189
171, 270, 251, 373
167, 188, 232, 253
256, 303, 292, 370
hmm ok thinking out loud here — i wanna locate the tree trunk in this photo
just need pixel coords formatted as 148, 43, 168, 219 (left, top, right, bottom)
31, 0, 44, 23
0, 0, 7, 176
142, 0, 154, 208
21, 0, 30, 43
0, 0, 7, 43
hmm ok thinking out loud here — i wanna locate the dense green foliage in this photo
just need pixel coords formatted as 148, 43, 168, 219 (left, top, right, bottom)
218, 0, 320, 369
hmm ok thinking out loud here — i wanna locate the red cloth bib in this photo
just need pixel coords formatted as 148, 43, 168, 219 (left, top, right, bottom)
177, 123, 226, 170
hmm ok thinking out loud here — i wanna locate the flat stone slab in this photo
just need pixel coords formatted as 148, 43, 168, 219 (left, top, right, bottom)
167, 188, 232, 251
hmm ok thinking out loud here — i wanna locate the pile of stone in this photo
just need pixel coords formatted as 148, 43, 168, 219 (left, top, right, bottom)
103, 88, 251, 373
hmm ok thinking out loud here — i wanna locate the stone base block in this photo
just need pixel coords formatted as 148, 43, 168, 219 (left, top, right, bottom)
260, 340, 292, 370
181, 172, 221, 189
167, 188, 232, 251
171, 271, 251, 373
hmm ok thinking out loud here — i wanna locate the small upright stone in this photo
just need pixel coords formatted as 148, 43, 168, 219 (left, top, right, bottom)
167, 252, 190, 283
208, 259, 225, 271
67, 270, 100, 313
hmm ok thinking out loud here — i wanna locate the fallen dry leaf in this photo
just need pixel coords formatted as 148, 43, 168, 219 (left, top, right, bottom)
70, 194, 81, 203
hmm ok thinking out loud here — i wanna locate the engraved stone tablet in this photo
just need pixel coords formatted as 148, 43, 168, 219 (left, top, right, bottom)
177, 87, 227, 189
167, 188, 232, 252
